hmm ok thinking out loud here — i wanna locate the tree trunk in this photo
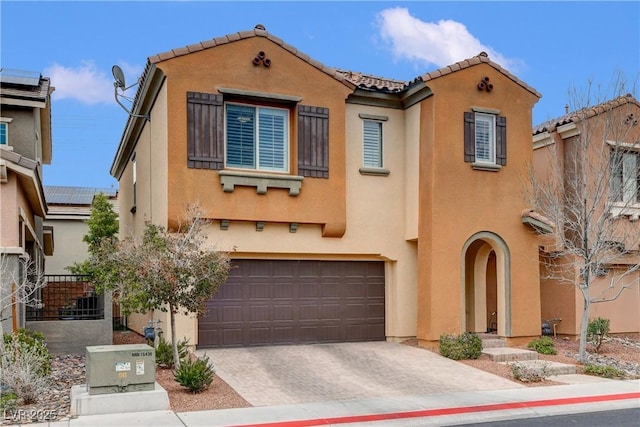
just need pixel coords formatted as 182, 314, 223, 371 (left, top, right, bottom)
169, 304, 180, 369
578, 290, 590, 362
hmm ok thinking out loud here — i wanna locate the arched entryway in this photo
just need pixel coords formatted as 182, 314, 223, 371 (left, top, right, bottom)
461, 232, 511, 336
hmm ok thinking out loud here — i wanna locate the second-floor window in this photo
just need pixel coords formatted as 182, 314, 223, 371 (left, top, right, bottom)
474, 113, 495, 163
363, 120, 383, 168
610, 150, 640, 204
464, 110, 506, 168
225, 104, 288, 172
0, 122, 8, 145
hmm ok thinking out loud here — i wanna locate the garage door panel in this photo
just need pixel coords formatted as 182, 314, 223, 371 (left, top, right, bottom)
273, 283, 294, 298
274, 305, 293, 320
222, 305, 243, 321
198, 260, 385, 348
250, 305, 270, 321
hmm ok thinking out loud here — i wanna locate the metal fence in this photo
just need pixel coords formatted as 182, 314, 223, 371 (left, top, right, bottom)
26, 275, 104, 321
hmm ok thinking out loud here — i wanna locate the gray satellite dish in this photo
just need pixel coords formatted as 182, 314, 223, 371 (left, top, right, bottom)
111, 64, 149, 121
112, 65, 126, 90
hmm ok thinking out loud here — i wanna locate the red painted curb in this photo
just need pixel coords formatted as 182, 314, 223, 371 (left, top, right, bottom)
232, 392, 640, 427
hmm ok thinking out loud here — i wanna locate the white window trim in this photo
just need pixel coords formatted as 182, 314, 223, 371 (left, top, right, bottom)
359, 113, 388, 176
607, 141, 640, 219
224, 103, 290, 173
474, 112, 496, 164
0, 117, 13, 147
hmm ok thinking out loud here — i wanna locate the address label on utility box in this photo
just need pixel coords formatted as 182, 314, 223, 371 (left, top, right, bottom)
115, 362, 131, 372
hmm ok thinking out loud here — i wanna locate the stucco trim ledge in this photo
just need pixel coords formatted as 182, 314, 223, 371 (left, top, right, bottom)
219, 170, 304, 196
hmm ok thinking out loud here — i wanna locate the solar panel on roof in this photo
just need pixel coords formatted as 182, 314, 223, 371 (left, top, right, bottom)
44, 186, 117, 205
0, 68, 41, 87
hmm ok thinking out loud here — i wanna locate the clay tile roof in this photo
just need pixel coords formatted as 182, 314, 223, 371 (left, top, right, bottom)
336, 69, 409, 93
420, 52, 540, 99
533, 94, 640, 135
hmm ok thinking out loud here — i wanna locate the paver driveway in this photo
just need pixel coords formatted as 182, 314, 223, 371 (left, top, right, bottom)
196, 342, 523, 406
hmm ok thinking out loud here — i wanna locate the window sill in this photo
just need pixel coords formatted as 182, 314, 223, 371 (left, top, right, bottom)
219, 170, 304, 196
359, 167, 390, 176
472, 162, 501, 172
608, 202, 640, 221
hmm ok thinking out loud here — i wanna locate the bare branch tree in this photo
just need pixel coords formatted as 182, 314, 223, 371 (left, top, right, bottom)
0, 252, 47, 371
530, 76, 640, 361
88, 203, 230, 368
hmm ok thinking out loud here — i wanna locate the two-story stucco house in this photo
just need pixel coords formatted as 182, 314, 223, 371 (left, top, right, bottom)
0, 69, 54, 333
533, 95, 640, 336
111, 26, 543, 348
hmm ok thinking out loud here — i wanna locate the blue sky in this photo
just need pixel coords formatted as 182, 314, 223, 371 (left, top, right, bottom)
2, 1, 638, 189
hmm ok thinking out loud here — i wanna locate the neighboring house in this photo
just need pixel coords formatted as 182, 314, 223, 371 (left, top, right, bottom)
43, 185, 118, 274
25, 186, 119, 354
110, 26, 543, 348
533, 95, 640, 335
0, 69, 54, 334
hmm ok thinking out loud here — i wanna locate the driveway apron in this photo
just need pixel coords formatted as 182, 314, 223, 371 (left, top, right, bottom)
195, 342, 523, 407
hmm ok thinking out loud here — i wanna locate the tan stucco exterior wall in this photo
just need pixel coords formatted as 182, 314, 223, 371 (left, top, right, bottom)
417, 64, 541, 344
0, 175, 21, 248
43, 219, 88, 274
156, 37, 352, 236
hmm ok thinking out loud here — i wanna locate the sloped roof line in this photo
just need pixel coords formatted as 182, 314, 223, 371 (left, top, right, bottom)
419, 52, 541, 99
533, 94, 640, 135
148, 26, 355, 91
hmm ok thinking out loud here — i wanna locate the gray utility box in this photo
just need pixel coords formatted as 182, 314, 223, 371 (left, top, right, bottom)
86, 344, 155, 395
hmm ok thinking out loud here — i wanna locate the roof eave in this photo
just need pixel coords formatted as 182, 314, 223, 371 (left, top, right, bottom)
110, 64, 165, 180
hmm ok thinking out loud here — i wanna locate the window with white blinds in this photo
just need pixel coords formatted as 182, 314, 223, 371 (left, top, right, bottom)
475, 113, 495, 163
225, 104, 288, 172
363, 120, 383, 168
610, 150, 640, 203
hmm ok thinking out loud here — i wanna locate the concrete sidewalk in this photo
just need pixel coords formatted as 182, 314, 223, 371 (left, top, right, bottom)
12, 380, 640, 427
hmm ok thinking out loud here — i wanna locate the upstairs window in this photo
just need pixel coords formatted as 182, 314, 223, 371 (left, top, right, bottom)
0, 122, 8, 145
225, 104, 288, 172
610, 150, 640, 204
464, 110, 506, 169
474, 113, 495, 163
363, 120, 383, 168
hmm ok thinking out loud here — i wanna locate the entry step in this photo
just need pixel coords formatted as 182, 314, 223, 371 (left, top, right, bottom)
501, 360, 577, 376
481, 347, 538, 362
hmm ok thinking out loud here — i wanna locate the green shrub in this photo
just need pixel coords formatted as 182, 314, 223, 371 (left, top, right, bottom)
173, 355, 214, 393
587, 317, 610, 353
509, 362, 549, 383
439, 332, 482, 360
584, 364, 625, 379
0, 390, 18, 412
527, 336, 557, 355
2, 329, 51, 376
155, 336, 189, 368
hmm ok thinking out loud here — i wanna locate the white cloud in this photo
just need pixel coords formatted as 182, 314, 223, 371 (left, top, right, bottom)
44, 61, 144, 105
376, 7, 523, 72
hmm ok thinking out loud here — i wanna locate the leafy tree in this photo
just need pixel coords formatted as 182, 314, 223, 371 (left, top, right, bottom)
68, 192, 118, 275
530, 76, 640, 362
88, 205, 230, 368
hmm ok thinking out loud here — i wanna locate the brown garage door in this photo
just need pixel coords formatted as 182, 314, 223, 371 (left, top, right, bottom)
198, 260, 385, 348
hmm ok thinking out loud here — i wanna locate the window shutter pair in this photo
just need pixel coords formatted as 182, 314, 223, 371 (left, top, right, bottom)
298, 105, 329, 178
187, 92, 329, 177
463, 111, 507, 166
187, 92, 224, 170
